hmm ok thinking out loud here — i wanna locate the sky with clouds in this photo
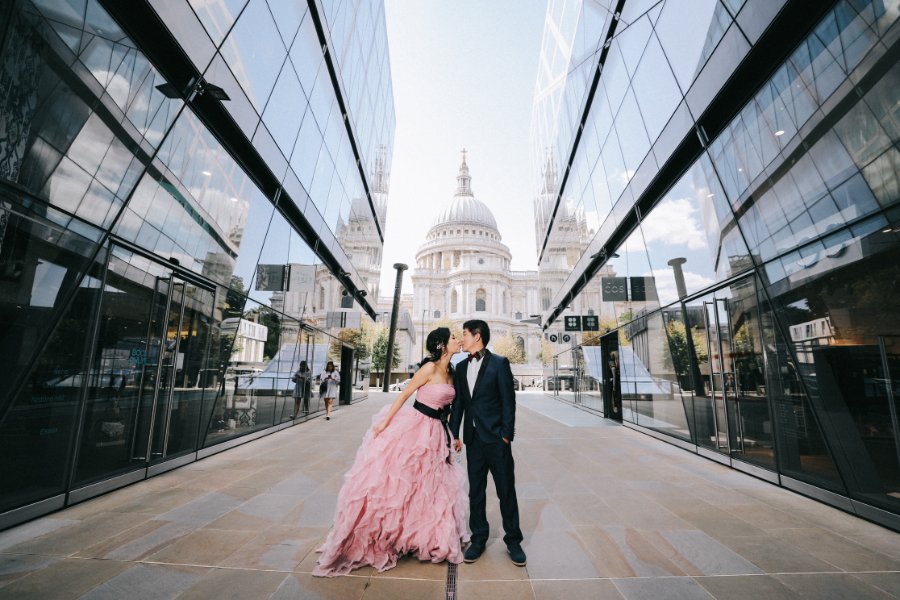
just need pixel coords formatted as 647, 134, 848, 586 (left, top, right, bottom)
380, 0, 548, 294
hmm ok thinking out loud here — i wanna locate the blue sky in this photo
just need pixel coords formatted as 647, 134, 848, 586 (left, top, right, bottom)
380, 0, 548, 294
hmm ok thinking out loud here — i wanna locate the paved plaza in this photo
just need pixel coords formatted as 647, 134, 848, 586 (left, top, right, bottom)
1, 392, 899, 599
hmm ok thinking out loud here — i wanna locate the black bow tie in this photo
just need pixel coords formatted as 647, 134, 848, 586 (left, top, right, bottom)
467, 351, 483, 362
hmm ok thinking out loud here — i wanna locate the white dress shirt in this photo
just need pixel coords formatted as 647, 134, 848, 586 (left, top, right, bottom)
467, 354, 482, 398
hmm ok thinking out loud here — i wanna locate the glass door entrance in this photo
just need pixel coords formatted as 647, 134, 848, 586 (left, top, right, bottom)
685, 278, 774, 467
132, 276, 213, 463
73, 247, 214, 486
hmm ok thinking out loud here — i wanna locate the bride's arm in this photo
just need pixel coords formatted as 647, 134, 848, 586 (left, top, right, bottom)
372, 362, 436, 436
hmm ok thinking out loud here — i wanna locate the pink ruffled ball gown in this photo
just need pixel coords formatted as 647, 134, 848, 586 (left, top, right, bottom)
313, 383, 470, 577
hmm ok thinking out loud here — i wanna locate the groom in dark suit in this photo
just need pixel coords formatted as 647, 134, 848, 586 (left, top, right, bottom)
450, 319, 525, 566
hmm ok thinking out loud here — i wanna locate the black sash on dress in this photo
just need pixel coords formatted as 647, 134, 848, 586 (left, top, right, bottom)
413, 400, 452, 463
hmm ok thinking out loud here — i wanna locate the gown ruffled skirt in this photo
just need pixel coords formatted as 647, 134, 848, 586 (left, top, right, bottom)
313, 383, 470, 576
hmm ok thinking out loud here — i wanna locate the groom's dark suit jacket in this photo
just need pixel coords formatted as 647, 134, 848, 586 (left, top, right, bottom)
449, 349, 516, 444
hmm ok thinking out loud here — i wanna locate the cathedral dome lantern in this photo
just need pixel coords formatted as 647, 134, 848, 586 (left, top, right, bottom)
429, 150, 500, 236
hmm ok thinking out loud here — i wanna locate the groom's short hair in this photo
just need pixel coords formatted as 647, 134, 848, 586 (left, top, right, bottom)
463, 319, 490, 346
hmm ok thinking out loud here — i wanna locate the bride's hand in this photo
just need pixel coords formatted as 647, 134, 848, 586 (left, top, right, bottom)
373, 421, 388, 436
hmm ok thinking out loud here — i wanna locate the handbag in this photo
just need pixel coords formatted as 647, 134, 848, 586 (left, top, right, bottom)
319, 380, 328, 396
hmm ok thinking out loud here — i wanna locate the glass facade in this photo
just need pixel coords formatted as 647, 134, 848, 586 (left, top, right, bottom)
0, 0, 393, 527
535, 0, 900, 528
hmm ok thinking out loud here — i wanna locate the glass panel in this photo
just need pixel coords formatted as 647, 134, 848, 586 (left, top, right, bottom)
765, 236, 900, 509
683, 292, 720, 452
654, 0, 721, 92
628, 308, 695, 442
74, 247, 170, 483
756, 286, 846, 492
641, 156, 749, 307
724, 278, 774, 467
262, 63, 307, 159
632, 32, 682, 143
220, 0, 287, 112
150, 281, 214, 460
189, 0, 248, 46
0, 195, 106, 510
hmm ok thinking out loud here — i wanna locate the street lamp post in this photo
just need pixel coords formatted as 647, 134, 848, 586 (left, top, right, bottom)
382, 263, 408, 392
421, 308, 428, 360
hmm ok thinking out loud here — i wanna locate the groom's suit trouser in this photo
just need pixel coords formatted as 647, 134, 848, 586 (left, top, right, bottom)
467, 431, 523, 547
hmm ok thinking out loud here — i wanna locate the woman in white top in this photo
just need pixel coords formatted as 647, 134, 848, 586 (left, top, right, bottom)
320, 361, 340, 420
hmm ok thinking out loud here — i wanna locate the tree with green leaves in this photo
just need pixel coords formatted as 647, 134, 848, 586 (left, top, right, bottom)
665, 319, 708, 376
257, 308, 282, 361
371, 327, 400, 372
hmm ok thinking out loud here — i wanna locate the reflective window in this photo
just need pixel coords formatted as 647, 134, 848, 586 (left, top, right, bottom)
190, 0, 248, 45
631, 33, 682, 143
262, 62, 307, 158
615, 88, 652, 174
266, 0, 306, 49
0, 193, 105, 511
220, 0, 287, 111
640, 157, 748, 306
654, 0, 721, 92
682, 278, 775, 468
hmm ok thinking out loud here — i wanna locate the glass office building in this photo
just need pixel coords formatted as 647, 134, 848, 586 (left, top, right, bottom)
0, 0, 394, 528
534, 0, 900, 529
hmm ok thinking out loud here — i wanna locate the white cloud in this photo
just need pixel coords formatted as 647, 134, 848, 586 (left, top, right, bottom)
641, 197, 707, 250
650, 268, 717, 303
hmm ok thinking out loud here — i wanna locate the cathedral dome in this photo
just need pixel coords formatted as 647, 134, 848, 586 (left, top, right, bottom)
430, 150, 499, 233
432, 195, 498, 230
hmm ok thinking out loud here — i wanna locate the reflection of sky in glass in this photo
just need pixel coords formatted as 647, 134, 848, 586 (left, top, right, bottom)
232, 188, 276, 288
220, 0, 286, 110
190, 0, 247, 45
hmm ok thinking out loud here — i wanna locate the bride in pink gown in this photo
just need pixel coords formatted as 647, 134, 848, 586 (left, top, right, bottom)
313, 327, 470, 577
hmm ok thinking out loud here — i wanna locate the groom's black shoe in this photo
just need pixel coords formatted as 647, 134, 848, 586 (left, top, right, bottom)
463, 543, 485, 563
507, 544, 526, 566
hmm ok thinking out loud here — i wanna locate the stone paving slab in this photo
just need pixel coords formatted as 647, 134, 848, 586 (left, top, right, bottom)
0, 392, 898, 599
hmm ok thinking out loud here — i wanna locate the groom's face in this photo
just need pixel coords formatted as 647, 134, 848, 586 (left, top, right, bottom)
461, 328, 480, 352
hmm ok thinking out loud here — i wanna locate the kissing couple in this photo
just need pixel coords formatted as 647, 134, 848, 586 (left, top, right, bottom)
313, 319, 525, 576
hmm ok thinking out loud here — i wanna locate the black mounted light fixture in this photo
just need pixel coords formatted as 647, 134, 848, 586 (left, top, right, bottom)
199, 81, 230, 101
590, 247, 620, 260
155, 82, 180, 98
155, 78, 230, 102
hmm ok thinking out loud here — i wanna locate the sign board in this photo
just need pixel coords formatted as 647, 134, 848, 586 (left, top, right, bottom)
564, 316, 581, 331
255, 264, 286, 291
326, 311, 362, 329
546, 333, 572, 344
583, 315, 599, 331
601, 276, 657, 301
288, 264, 316, 293
630, 276, 658, 301
602, 277, 628, 301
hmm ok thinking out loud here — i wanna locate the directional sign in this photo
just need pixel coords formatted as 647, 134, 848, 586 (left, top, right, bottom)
255, 264, 287, 291
564, 315, 581, 331
602, 277, 628, 301
583, 315, 599, 331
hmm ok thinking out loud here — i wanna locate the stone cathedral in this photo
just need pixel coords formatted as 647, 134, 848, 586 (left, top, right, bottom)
411, 152, 546, 363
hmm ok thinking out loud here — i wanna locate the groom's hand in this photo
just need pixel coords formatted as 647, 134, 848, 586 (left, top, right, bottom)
453, 439, 462, 452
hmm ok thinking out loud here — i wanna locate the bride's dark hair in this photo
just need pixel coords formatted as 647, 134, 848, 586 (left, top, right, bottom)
419, 327, 454, 373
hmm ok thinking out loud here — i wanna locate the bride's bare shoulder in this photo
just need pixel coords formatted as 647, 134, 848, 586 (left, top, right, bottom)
417, 361, 437, 376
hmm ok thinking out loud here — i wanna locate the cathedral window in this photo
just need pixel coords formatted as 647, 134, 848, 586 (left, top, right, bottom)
434, 310, 441, 318
475, 288, 486, 312
541, 287, 551, 311
451, 289, 458, 313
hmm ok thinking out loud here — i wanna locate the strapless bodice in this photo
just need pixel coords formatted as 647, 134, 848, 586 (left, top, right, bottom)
415, 383, 455, 410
